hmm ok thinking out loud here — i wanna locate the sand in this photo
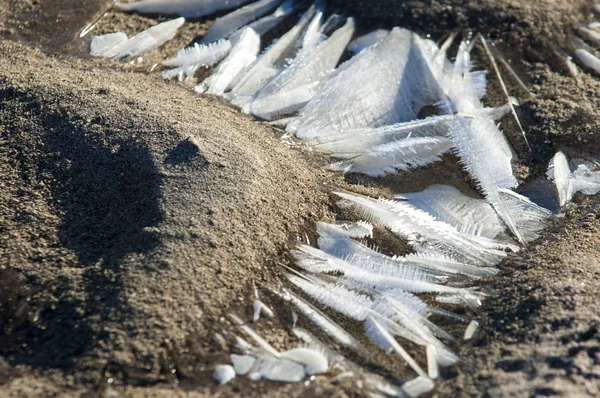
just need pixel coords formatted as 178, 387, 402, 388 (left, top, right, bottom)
0, 37, 336, 398
1, 0, 600, 397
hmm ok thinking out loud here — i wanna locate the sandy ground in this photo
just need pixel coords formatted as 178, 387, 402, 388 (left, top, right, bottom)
1, 0, 600, 397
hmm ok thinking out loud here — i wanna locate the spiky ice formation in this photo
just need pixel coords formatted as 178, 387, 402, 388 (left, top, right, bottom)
287, 273, 458, 365
547, 151, 600, 206
316, 221, 498, 279
89, 32, 128, 57
228, 5, 320, 108
446, 116, 530, 244
395, 185, 507, 239
200, 0, 283, 44
334, 191, 515, 266
287, 28, 447, 139
92, 17, 185, 60
327, 136, 453, 177
196, 28, 261, 95
249, 17, 356, 119
114, 0, 247, 18
229, 0, 299, 43
348, 29, 390, 53
162, 39, 232, 80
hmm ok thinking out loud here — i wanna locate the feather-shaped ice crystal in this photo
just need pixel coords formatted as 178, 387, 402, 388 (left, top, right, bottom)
547, 151, 600, 206
114, 0, 247, 18
334, 191, 514, 266
249, 18, 356, 120
229, 0, 298, 43
315, 221, 498, 279
287, 28, 446, 139
395, 185, 506, 239
446, 116, 531, 244
163, 39, 232, 68
94, 17, 185, 60
229, 5, 319, 108
201, 0, 283, 44
162, 39, 232, 80
327, 136, 453, 177
347, 29, 390, 53
197, 28, 261, 95
311, 115, 454, 154
90, 32, 128, 57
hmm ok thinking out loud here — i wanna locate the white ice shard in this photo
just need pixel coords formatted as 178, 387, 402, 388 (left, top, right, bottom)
230, 354, 256, 375
364, 316, 429, 378
301, 4, 326, 49
282, 288, 366, 353
347, 29, 390, 53
288, 28, 446, 139
251, 358, 306, 382
315, 221, 498, 279
571, 160, 600, 194
395, 185, 506, 239
433, 42, 549, 244
163, 39, 231, 67
248, 82, 321, 119
548, 151, 572, 206
446, 116, 527, 244
463, 320, 480, 340
197, 28, 261, 95
327, 136, 453, 177
96, 17, 185, 60
311, 114, 454, 154
439, 41, 488, 114
280, 348, 328, 375
200, 0, 283, 44
291, 247, 486, 303
575, 48, 600, 75
547, 151, 600, 206
89, 32, 128, 57
401, 375, 436, 397
252, 299, 274, 322
114, 0, 247, 18
397, 183, 550, 244
229, 0, 299, 43
496, 188, 552, 243
316, 220, 373, 240
426, 345, 439, 380
288, 273, 458, 364
334, 191, 515, 266
162, 39, 232, 80
249, 18, 356, 119
402, 252, 499, 279
229, 5, 320, 108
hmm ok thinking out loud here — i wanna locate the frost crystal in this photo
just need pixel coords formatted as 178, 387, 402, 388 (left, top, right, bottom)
249, 18, 355, 120
548, 151, 600, 206
91, 17, 185, 60
162, 39, 232, 80
114, 0, 248, 18
201, 0, 283, 45
196, 28, 261, 95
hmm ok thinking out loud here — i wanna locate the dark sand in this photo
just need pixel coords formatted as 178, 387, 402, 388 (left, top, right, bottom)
1, 0, 600, 397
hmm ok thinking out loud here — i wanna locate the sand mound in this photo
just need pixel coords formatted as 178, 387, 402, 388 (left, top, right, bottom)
0, 40, 331, 392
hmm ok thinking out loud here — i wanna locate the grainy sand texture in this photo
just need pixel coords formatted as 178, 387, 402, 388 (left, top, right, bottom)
1, 0, 599, 397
